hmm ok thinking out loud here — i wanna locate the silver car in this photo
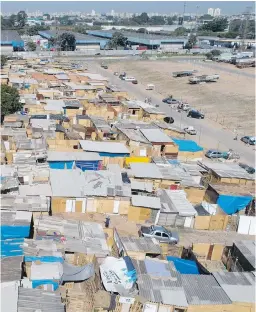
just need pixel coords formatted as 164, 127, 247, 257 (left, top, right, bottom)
139, 225, 179, 244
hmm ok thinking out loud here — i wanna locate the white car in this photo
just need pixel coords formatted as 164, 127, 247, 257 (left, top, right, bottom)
124, 76, 136, 82
184, 127, 197, 135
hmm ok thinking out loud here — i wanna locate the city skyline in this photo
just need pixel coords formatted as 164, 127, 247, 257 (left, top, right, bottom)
1, 1, 255, 15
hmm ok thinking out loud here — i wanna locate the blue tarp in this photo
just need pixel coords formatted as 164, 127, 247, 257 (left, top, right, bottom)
99, 152, 130, 158
48, 161, 74, 169
25, 256, 64, 263
75, 160, 100, 171
1, 238, 24, 257
1, 225, 30, 240
123, 256, 137, 282
172, 138, 203, 152
167, 256, 199, 274
32, 280, 59, 291
217, 194, 252, 215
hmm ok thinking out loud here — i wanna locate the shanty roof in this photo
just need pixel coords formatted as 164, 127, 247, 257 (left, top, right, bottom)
117, 127, 151, 144
153, 121, 186, 134
130, 163, 163, 179
43, 99, 64, 112
159, 190, 197, 217
33, 216, 109, 256
133, 258, 188, 306
78, 72, 108, 81
181, 274, 232, 305
83, 170, 131, 197
17, 287, 65, 312
30, 119, 56, 130
1, 281, 19, 312
1, 211, 32, 226
140, 128, 173, 143
130, 180, 153, 193
63, 99, 82, 108
19, 184, 52, 197
209, 183, 255, 197
120, 236, 161, 254
50, 169, 86, 197
0, 256, 23, 282
234, 240, 255, 270
55, 73, 70, 80
213, 271, 255, 304
64, 82, 97, 90
131, 195, 161, 209
198, 161, 255, 180
47, 151, 102, 161
79, 140, 130, 154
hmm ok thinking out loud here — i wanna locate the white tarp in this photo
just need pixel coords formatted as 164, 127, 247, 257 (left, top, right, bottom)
100, 257, 134, 294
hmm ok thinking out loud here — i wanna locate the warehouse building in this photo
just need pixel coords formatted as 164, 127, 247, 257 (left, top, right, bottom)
38, 30, 109, 50
1, 30, 24, 54
87, 30, 188, 50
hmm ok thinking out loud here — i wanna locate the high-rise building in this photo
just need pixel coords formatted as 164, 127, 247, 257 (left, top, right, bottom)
91, 10, 96, 16
207, 8, 214, 16
214, 8, 221, 17
111, 9, 115, 16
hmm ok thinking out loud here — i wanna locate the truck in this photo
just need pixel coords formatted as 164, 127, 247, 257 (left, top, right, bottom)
172, 70, 197, 78
189, 74, 219, 84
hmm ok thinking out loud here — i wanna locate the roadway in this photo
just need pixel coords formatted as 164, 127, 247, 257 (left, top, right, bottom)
89, 61, 255, 167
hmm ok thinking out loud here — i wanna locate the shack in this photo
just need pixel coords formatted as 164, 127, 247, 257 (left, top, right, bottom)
158, 189, 197, 228
50, 169, 131, 214
79, 140, 130, 168
204, 183, 254, 215
153, 120, 186, 138
113, 228, 161, 260
47, 151, 102, 170
140, 128, 178, 158
128, 195, 161, 223
172, 138, 204, 161
198, 161, 255, 186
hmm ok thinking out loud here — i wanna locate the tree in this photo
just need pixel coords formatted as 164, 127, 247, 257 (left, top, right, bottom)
166, 17, 174, 25
58, 32, 76, 51
27, 41, 37, 51
199, 14, 214, 21
16, 10, 27, 27
205, 49, 221, 59
108, 32, 128, 49
1, 85, 22, 118
199, 17, 228, 32
43, 13, 50, 20
26, 25, 50, 36
149, 16, 165, 25
1, 55, 8, 68
173, 27, 188, 36
185, 34, 197, 49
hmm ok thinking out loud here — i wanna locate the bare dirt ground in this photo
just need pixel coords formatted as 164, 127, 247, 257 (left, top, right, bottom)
107, 58, 255, 134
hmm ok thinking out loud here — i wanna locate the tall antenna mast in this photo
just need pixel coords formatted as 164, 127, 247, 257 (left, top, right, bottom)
240, 6, 252, 51
182, 1, 187, 26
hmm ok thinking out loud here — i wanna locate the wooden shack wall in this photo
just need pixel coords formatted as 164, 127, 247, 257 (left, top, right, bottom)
177, 150, 204, 161
187, 304, 233, 312
128, 206, 151, 222
184, 187, 205, 204
194, 215, 229, 231
192, 243, 224, 261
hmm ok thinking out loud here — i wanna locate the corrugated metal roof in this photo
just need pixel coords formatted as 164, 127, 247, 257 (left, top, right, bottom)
120, 236, 161, 254
198, 161, 254, 180
47, 151, 102, 162
131, 195, 161, 209
181, 275, 232, 305
1, 281, 18, 312
140, 129, 173, 143
131, 180, 153, 193
117, 127, 151, 144
79, 140, 130, 154
1, 211, 32, 226
17, 287, 65, 312
160, 190, 197, 217
213, 271, 255, 304
130, 163, 163, 179
0, 256, 23, 282
153, 121, 185, 133
19, 184, 52, 197
1, 194, 49, 212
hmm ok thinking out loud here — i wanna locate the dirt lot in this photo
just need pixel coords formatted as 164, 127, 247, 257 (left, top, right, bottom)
107, 58, 255, 134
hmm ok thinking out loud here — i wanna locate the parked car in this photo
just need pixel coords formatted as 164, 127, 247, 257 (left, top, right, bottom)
95, 52, 101, 56
184, 126, 197, 135
139, 225, 179, 244
205, 150, 224, 159
163, 116, 174, 124
239, 163, 255, 174
162, 97, 181, 105
101, 64, 108, 69
187, 110, 204, 119
114, 72, 119, 76
241, 136, 256, 145
119, 74, 126, 80
124, 76, 136, 82
132, 80, 138, 84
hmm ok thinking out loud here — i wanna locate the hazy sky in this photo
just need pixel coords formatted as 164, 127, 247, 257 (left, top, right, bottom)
1, 1, 255, 15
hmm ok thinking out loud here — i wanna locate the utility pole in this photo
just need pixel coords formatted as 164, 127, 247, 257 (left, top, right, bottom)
240, 6, 252, 51
182, 1, 187, 26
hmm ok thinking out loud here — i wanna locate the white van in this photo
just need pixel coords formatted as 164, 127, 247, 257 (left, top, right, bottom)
124, 76, 136, 82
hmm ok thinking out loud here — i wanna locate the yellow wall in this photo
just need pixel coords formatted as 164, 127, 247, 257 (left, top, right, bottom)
125, 156, 150, 165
